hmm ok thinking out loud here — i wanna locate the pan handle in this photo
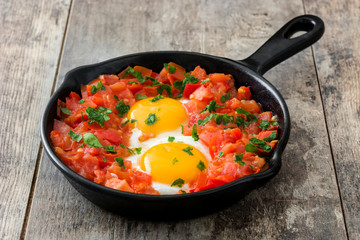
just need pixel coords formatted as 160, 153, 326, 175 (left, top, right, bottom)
241, 15, 324, 75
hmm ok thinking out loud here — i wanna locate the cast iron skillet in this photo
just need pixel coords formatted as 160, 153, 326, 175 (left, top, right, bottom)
41, 15, 324, 219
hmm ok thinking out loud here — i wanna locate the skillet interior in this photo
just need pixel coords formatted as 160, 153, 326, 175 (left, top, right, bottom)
42, 51, 290, 219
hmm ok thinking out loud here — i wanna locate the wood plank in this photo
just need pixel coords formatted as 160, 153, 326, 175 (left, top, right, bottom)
304, 0, 360, 239
0, 0, 70, 239
25, 0, 347, 239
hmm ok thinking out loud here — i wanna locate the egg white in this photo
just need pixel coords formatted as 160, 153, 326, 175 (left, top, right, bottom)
126, 126, 211, 195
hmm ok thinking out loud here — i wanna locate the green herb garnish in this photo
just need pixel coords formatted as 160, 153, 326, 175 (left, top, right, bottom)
119, 144, 135, 154
164, 63, 176, 74
217, 151, 224, 158
135, 147, 142, 154
83, 133, 103, 148
234, 153, 245, 165
104, 145, 117, 153
116, 100, 130, 118
182, 146, 194, 155
150, 94, 165, 102
157, 84, 173, 97
201, 78, 211, 84
236, 108, 258, 122
263, 132, 277, 142
102, 158, 107, 163
78, 99, 85, 104
68, 130, 82, 142
172, 158, 179, 165
197, 160, 206, 171
91, 81, 105, 94
220, 93, 231, 103
145, 113, 158, 125
168, 136, 175, 142
258, 120, 269, 130
200, 100, 226, 113
192, 124, 199, 141
115, 157, 125, 170
171, 178, 185, 187
135, 94, 147, 99
86, 107, 111, 127
60, 107, 71, 115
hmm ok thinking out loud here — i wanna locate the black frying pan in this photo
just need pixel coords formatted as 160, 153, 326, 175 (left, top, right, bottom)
41, 15, 324, 219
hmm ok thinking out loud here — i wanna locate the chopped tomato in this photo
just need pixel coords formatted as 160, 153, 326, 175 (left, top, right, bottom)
183, 84, 202, 98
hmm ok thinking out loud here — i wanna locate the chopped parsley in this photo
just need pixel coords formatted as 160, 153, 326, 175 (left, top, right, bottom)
263, 132, 277, 142
168, 136, 175, 142
245, 138, 272, 153
131, 119, 137, 123
171, 178, 185, 187
102, 158, 107, 163
115, 157, 125, 170
220, 93, 231, 103
201, 78, 211, 84
199, 100, 226, 113
150, 94, 165, 102
180, 124, 184, 134
192, 124, 199, 141
135, 94, 148, 99
197, 160, 206, 171
135, 147, 142, 154
245, 143, 258, 153
83, 133, 103, 148
180, 190, 187, 194
91, 81, 105, 94
121, 119, 130, 127
116, 100, 130, 118
119, 144, 135, 154
68, 130, 82, 142
182, 146, 194, 156
104, 145, 117, 153
236, 108, 258, 122
235, 116, 245, 127
164, 63, 176, 74
78, 99, 85, 104
217, 151, 224, 158
157, 84, 173, 97
198, 113, 234, 126
60, 107, 71, 115
173, 74, 200, 97
145, 113, 158, 125
114, 95, 120, 101
128, 80, 138, 84
258, 120, 270, 130
172, 158, 179, 165
234, 153, 245, 165
271, 121, 279, 126
86, 106, 111, 127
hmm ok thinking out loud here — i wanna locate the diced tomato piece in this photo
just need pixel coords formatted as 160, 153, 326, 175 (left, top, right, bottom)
237, 86, 251, 100
94, 129, 123, 145
183, 84, 202, 98
168, 62, 186, 81
133, 66, 152, 77
191, 66, 207, 80
105, 178, 134, 193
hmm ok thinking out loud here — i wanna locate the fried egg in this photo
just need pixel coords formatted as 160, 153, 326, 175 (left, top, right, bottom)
126, 97, 210, 194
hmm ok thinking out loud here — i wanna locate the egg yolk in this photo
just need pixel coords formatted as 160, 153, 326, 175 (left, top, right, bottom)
128, 97, 188, 134
140, 142, 208, 185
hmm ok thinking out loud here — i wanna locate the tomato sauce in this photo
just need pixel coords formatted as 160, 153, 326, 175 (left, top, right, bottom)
51, 62, 279, 194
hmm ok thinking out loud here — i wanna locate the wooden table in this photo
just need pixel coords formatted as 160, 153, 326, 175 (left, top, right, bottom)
1, 0, 359, 239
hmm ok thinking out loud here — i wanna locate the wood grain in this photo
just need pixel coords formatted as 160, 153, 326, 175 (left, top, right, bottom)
0, 0, 70, 239
304, 0, 360, 239
25, 0, 347, 239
